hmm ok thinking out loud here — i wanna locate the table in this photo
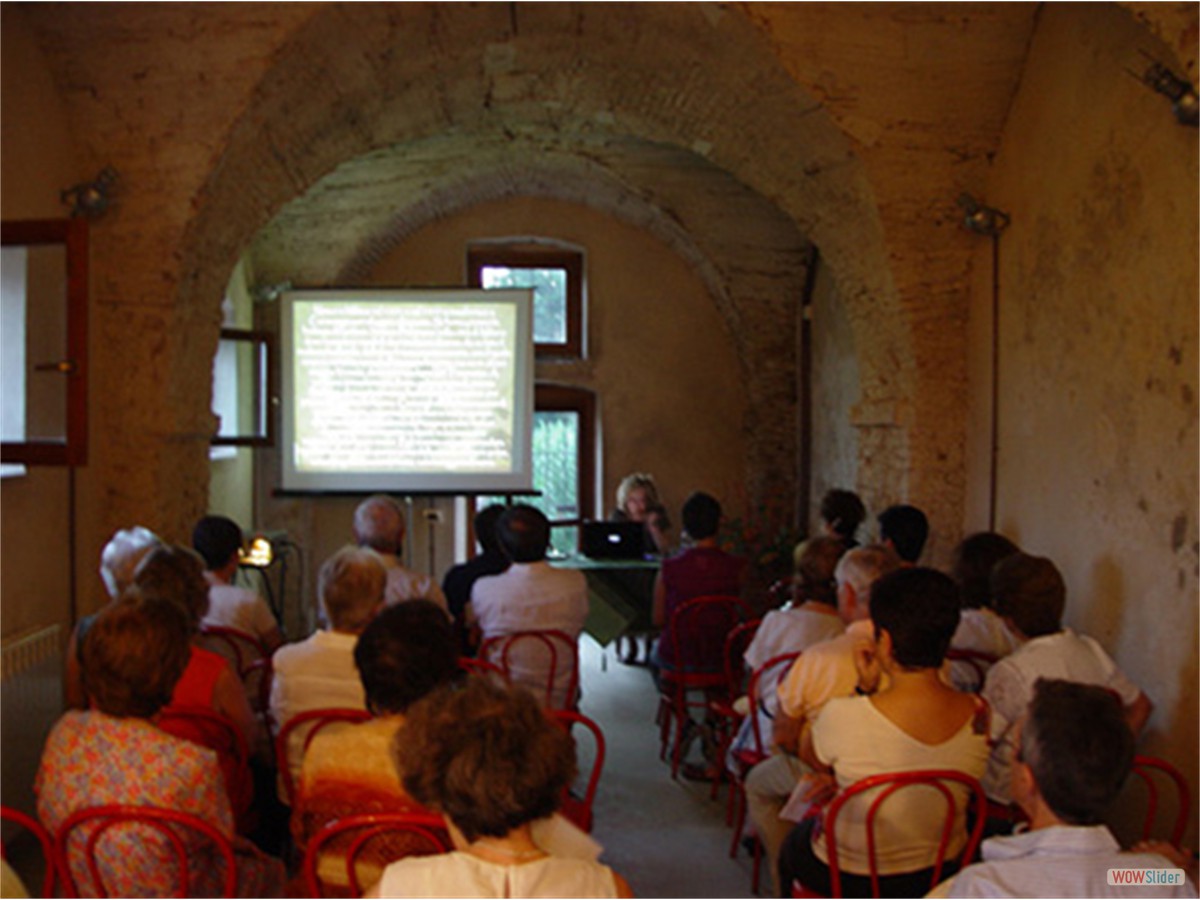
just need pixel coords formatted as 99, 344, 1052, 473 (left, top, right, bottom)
550, 556, 659, 646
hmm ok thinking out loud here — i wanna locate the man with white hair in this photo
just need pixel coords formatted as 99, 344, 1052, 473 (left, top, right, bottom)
353, 494, 447, 613
270, 545, 385, 796
743, 543, 901, 895
64, 526, 163, 709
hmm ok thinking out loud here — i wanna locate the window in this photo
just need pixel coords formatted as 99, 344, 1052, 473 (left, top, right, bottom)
1, 219, 89, 467
477, 385, 595, 557
468, 244, 583, 359
211, 328, 274, 448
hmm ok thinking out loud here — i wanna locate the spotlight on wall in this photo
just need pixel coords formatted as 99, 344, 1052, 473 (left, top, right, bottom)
60, 166, 118, 219
1136, 59, 1199, 127
957, 194, 1010, 237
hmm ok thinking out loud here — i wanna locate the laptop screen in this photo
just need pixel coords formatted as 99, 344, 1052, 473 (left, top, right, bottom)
580, 521, 646, 560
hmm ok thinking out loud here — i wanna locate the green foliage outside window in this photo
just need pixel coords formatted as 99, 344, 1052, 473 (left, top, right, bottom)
481, 266, 567, 344
482, 410, 580, 556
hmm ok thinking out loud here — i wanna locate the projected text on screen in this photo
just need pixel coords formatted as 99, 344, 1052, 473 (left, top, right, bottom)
281, 289, 534, 493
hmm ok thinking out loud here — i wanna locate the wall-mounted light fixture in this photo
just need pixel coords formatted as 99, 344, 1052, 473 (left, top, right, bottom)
957, 193, 1010, 237
254, 281, 293, 304
1132, 56, 1198, 127
60, 166, 118, 219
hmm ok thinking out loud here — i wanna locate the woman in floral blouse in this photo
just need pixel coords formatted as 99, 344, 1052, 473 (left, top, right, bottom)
36, 594, 283, 897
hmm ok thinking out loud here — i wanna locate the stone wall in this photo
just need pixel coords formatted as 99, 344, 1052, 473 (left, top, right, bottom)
967, 3, 1198, 840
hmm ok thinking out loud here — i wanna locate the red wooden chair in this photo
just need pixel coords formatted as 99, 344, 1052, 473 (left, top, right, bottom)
457, 655, 509, 681
945, 649, 998, 693
1129, 755, 1191, 845
54, 804, 237, 898
727, 651, 801, 894
157, 704, 255, 831
656, 595, 752, 779
276, 708, 372, 807
706, 618, 762, 799
1, 805, 56, 898
548, 709, 607, 833
200, 625, 274, 729
792, 770, 987, 898
479, 629, 580, 710
302, 811, 450, 898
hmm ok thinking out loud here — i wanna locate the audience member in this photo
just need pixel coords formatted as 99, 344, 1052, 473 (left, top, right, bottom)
946, 531, 1020, 689
366, 678, 631, 898
192, 514, 283, 651
818, 489, 866, 551
744, 544, 900, 895
354, 494, 448, 612
613, 472, 672, 556
36, 597, 283, 897
981, 553, 1153, 804
778, 568, 989, 898
441, 503, 510, 650
295, 600, 461, 887
731, 536, 846, 760
936, 680, 1193, 898
271, 545, 384, 794
64, 526, 162, 710
651, 491, 747, 679
469, 505, 588, 708
877, 504, 928, 564
133, 544, 263, 828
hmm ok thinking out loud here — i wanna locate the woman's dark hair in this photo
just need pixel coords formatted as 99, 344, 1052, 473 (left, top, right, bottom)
133, 544, 209, 633
1020, 679, 1134, 824
869, 567, 960, 669
354, 600, 461, 715
81, 592, 192, 718
681, 491, 721, 540
819, 489, 866, 543
395, 678, 576, 842
792, 535, 843, 606
991, 553, 1065, 638
191, 515, 244, 571
951, 532, 1020, 610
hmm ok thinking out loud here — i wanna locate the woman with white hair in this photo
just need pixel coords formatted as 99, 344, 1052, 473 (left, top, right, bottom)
64, 526, 162, 709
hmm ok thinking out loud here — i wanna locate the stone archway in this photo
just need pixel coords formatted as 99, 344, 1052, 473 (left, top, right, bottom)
178, 2, 910, 528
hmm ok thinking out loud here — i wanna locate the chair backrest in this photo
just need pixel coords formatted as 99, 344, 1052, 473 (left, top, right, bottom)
199, 625, 269, 676
457, 655, 509, 681
479, 629, 579, 709
747, 651, 801, 756
1, 805, 56, 898
303, 812, 450, 898
157, 704, 251, 769
200, 625, 273, 721
945, 649, 998, 693
1129, 755, 1191, 846
548, 709, 607, 833
668, 595, 753, 675
276, 708, 373, 806
54, 804, 237, 898
821, 770, 986, 898
722, 618, 761, 699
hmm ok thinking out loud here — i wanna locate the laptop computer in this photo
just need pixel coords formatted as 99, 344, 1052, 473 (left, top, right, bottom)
580, 521, 646, 560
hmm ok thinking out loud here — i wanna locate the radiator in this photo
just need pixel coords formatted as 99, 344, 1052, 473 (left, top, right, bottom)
1, 625, 63, 829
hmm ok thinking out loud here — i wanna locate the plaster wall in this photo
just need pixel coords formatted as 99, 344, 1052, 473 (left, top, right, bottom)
0, 7, 81, 639
255, 196, 747, 620
809, 258, 860, 533
968, 3, 1198, 836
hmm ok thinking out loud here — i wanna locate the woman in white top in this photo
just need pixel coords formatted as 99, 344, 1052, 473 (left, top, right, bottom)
780, 568, 990, 898
366, 678, 632, 899
946, 532, 1021, 690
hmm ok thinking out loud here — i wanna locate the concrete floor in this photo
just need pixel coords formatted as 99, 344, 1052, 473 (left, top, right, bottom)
576, 637, 760, 899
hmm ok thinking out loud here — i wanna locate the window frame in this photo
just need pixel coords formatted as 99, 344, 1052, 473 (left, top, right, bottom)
468, 383, 596, 555
467, 245, 584, 360
210, 327, 276, 448
0, 218, 89, 467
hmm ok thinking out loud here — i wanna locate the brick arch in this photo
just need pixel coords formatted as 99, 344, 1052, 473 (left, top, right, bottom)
179, 2, 912, 513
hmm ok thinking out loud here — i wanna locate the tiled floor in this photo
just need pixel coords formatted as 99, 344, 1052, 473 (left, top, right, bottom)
577, 637, 760, 899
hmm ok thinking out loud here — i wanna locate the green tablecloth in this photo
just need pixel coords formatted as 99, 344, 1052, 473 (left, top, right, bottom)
550, 556, 660, 646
